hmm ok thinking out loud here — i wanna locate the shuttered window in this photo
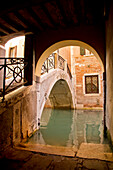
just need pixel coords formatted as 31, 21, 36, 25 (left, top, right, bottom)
85, 75, 99, 94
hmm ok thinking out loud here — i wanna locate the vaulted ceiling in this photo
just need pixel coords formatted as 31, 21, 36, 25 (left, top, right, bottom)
0, 0, 106, 44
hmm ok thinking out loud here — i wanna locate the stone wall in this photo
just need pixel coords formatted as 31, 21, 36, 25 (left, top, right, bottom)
106, 1, 113, 142
0, 84, 37, 152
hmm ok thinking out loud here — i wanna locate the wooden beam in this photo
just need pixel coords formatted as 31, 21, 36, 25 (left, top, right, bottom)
0, 16, 22, 32
0, 24, 11, 34
14, 11, 40, 34
10, 12, 28, 29
3, 15, 24, 31
41, 4, 57, 28
27, 8, 46, 30
56, 0, 67, 26
0, 17, 18, 32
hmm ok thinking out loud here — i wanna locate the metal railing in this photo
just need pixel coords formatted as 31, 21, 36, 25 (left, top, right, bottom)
58, 55, 65, 70
41, 53, 72, 79
41, 53, 55, 74
0, 58, 28, 101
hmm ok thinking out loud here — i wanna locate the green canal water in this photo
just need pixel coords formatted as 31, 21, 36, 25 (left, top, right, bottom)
27, 108, 109, 148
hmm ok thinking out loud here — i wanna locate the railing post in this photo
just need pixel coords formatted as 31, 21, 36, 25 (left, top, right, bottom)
2, 58, 6, 101
54, 53, 58, 69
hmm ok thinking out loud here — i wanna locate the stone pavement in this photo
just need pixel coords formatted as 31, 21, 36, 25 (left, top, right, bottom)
0, 147, 113, 170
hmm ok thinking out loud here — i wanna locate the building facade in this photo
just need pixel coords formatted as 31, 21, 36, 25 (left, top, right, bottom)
59, 46, 103, 109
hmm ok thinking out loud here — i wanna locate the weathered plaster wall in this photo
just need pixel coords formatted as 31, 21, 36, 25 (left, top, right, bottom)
0, 84, 37, 152
106, 1, 113, 142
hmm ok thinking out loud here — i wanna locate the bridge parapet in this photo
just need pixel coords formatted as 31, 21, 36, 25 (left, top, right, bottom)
41, 53, 72, 79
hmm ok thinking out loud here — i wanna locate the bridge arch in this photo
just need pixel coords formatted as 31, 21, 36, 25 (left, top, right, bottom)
35, 40, 104, 76
48, 79, 74, 109
37, 69, 75, 119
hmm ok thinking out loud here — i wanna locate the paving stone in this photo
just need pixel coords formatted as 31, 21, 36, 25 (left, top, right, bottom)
77, 143, 113, 161
83, 159, 108, 170
20, 154, 53, 170
4, 149, 33, 162
50, 159, 78, 170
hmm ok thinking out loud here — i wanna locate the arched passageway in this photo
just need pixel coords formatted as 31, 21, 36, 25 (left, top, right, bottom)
46, 79, 73, 109
35, 40, 104, 76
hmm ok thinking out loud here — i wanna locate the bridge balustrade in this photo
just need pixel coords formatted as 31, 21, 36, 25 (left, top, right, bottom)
41, 53, 72, 79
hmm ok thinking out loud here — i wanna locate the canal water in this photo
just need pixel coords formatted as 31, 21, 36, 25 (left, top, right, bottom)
27, 108, 109, 148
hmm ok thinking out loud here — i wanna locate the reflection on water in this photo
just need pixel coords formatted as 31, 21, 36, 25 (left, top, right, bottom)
27, 108, 108, 148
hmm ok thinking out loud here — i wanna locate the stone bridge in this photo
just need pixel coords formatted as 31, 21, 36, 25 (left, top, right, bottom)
36, 68, 76, 120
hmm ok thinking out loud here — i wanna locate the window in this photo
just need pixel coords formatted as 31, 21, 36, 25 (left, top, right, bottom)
85, 75, 99, 94
9, 46, 17, 58
80, 47, 85, 55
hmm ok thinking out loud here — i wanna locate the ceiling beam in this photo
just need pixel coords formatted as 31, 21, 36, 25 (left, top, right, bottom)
14, 11, 40, 34
10, 12, 28, 29
56, 0, 67, 26
0, 24, 12, 35
41, 4, 58, 28
27, 8, 46, 30
0, 18, 19, 32
1, 15, 23, 32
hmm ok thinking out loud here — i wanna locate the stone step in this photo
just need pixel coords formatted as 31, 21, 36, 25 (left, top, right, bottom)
77, 143, 113, 161
15, 143, 78, 157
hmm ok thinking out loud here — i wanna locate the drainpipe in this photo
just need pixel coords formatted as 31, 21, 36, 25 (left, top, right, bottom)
103, 72, 107, 136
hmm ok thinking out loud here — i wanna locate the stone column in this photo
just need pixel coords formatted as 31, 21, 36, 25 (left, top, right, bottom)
103, 72, 107, 135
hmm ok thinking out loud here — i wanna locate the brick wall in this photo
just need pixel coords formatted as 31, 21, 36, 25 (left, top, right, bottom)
74, 53, 103, 108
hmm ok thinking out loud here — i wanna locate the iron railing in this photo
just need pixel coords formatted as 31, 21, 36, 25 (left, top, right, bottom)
41, 53, 72, 79
0, 58, 27, 101
58, 55, 65, 70
41, 53, 55, 74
